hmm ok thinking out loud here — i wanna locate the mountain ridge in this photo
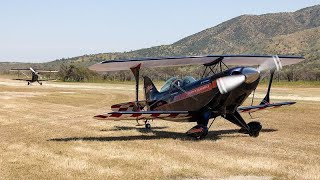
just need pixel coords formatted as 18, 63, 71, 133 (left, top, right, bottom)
48, 4, 320, 64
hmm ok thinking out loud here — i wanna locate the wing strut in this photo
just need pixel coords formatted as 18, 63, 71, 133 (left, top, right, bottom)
260, 70, 275, 105
130, 64, 141, 111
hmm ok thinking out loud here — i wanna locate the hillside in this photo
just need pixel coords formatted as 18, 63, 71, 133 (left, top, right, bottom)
247, 27, 320, 60
45, 5, 320, 64
129, 5, 320, 57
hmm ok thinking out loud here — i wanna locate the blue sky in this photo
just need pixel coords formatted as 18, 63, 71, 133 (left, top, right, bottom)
0, 0, 319, 62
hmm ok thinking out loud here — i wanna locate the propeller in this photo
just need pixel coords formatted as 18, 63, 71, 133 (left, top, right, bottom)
217, 55, 283, 94
217, 75, 246, 94
30, 67, 40, 75
257, 55, 282, 73
29, 67, 36, 73
29, 67, 44, 80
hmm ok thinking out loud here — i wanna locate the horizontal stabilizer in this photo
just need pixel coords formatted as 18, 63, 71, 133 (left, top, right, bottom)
94, 111, 191, 121
238, 102, 296, 113
111, 101, 147, 111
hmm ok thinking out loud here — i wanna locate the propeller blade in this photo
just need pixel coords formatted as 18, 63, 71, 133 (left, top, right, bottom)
257, 55, 282, 73
217, 75, 246, 94
29, 67, 36, 73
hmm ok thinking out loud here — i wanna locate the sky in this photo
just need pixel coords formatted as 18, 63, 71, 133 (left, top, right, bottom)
0, 0, 319, 62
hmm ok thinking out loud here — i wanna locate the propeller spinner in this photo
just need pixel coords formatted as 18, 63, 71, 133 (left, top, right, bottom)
216, 56, 283, 94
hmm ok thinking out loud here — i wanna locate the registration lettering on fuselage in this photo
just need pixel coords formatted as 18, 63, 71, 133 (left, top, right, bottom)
174, 81, 217, 102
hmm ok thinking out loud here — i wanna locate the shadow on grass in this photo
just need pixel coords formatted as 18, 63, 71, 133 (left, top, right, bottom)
210, 128, 277, 136
100, 126, 169, 132
49, 126, 277, 142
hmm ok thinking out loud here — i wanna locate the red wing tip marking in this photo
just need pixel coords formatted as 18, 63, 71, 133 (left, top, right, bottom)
110, 113, 122, 118
168, 113, 178, 117
111, 105, 121, 108
93, 114, 108, 120
151, 113, 160, 117
131, 113, 142, 117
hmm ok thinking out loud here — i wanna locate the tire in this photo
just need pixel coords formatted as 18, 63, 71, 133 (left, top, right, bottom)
145, 123, 151, 129
248, 121, 262, 137
186, 124, 208, 139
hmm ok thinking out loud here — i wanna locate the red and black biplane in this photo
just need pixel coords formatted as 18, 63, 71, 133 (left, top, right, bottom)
89, 55, 304, 139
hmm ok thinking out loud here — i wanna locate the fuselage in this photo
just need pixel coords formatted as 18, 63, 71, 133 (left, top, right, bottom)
148, 67, 260, 117
31, 72, 39, 82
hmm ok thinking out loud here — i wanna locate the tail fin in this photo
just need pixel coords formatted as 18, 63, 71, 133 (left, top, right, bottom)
143, 76, 159, 101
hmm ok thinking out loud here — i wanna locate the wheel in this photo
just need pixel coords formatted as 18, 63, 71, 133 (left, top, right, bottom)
186, 124, 208, 140
27, 82, 30, 85
145, 123, 151, 129
248, 121, 262, 137
198, 130, 208, 140
40, 82, 42, 85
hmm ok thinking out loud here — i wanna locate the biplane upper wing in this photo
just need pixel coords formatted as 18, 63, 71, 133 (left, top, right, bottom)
10, 68, 58, 73
89, 54, 304, 72
36, 70, 59, 73
237, 101, 296, 113
94, 111, 192, 121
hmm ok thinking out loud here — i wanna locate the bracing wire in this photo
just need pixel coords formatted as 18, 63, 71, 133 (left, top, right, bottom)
208, 118, 216, 130
249, 89, 256, 119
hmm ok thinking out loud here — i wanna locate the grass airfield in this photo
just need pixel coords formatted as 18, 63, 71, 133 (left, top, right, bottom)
0, 77, 319, 180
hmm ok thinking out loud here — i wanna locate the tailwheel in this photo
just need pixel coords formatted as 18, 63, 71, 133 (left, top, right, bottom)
145, 123, 151, 129
144, 120, 151, 129
186, 125, 208, 140
248, 121, 262, 137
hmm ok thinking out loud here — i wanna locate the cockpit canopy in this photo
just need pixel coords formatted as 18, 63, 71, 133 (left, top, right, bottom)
160, 76, 196, 92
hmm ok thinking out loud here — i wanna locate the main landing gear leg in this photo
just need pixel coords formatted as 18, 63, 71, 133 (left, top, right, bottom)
186, 110, 212, 140
224, 111, 262, 137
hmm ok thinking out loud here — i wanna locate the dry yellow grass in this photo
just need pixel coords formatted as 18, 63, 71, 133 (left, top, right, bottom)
0, 77, 319, 180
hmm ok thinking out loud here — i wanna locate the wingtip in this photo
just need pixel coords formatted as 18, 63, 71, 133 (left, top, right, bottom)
93, 114, 108, 120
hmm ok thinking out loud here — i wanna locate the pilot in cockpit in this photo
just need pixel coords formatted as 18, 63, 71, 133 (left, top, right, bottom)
160, 76, 196, 92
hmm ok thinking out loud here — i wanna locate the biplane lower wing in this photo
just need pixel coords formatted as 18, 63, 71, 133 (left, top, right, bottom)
237, 101, 296, 113
98, 102, 295, 121
111, 101, 147, 111
12, 78, 45, 81
13, 78, 28, 81
94, 111, 192, 121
